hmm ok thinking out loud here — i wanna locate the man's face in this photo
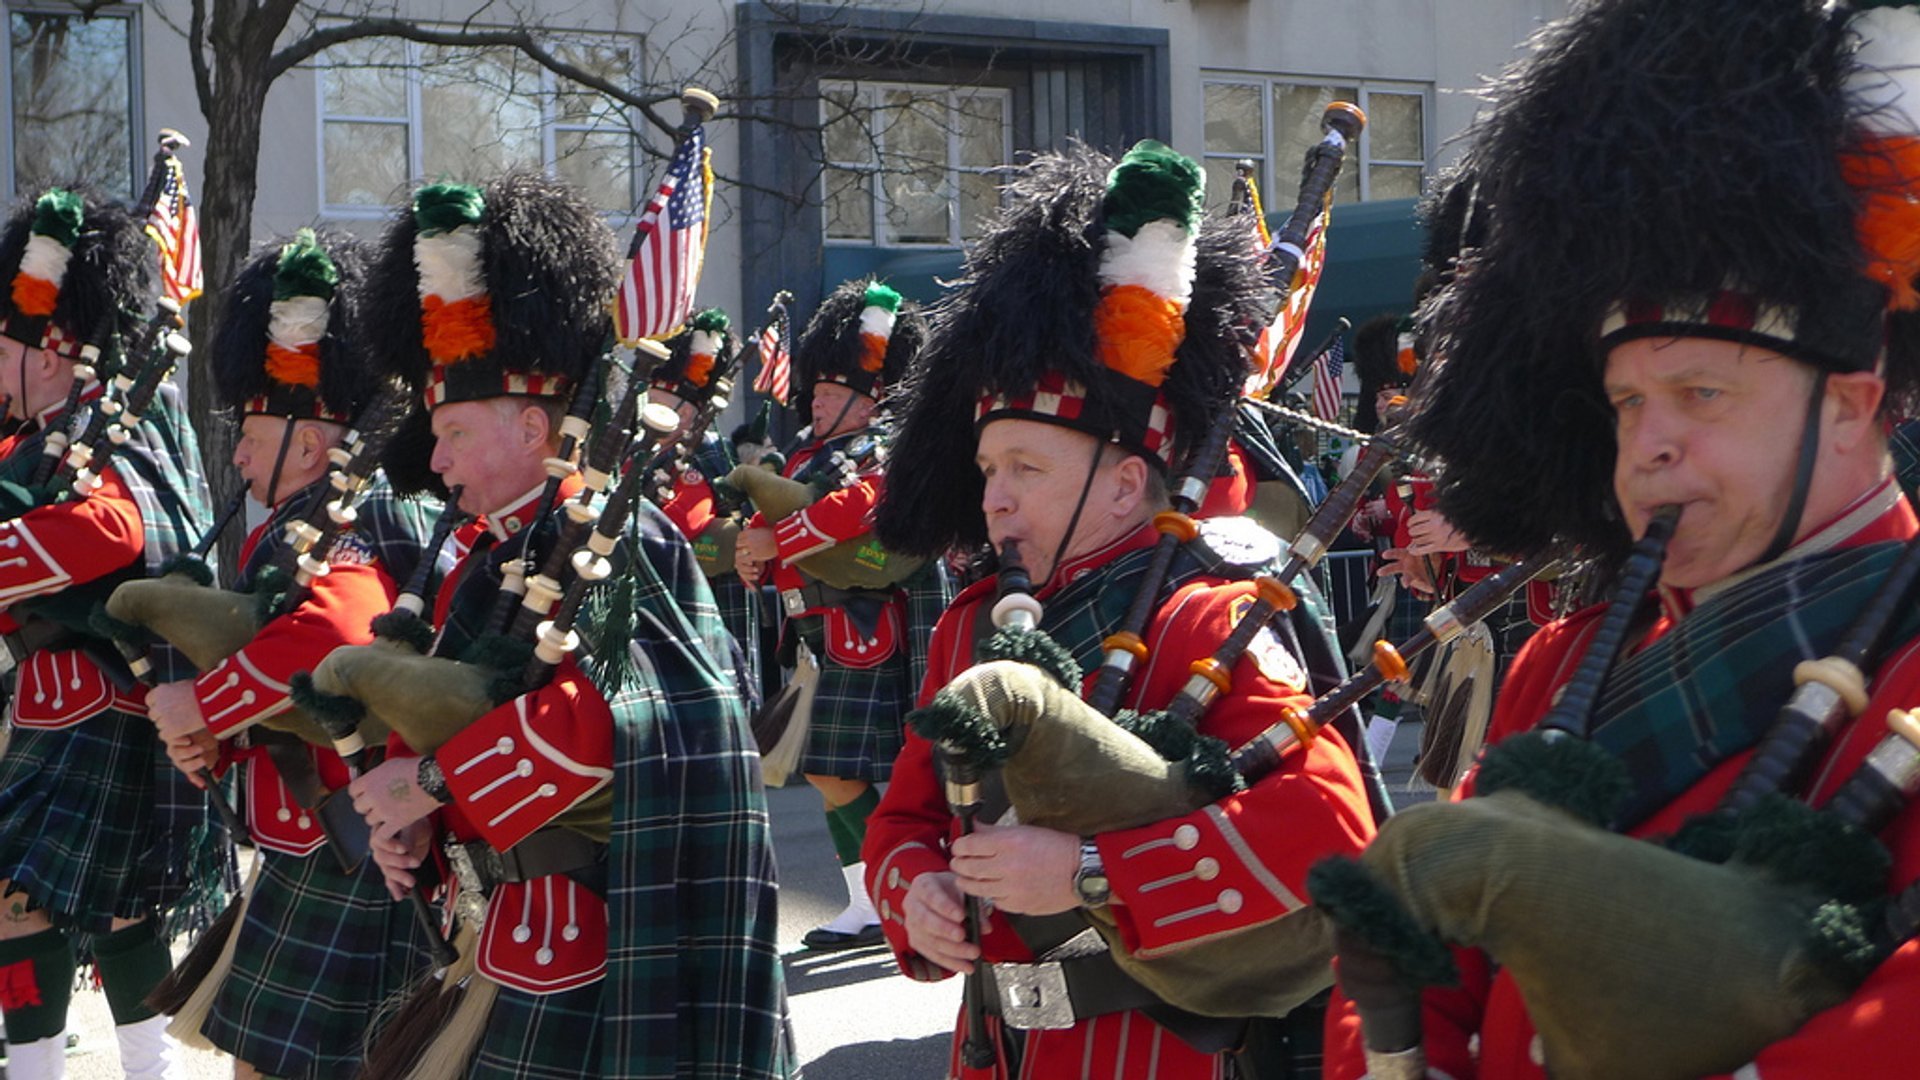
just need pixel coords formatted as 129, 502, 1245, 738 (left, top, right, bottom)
977, 418, 1127, 586
232, 414, 294, 505
1606, 336, 1815, 589
811, 381, 875, 439
0, 335, 25, 419
430, 399, 546, 515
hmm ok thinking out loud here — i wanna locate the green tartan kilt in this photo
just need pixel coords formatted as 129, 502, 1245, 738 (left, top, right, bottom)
469, 978, 604, 1079
793, 615, 911, 782
200, 844, 434, 1078
0, 708, 169, 930
709, 573, 763, 703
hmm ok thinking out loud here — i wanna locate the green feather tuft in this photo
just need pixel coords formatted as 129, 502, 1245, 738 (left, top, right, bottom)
155, 553, 216, 586
1474, 730, 1632, 828
979, 627, 1081, 689
30, 189, 84, 249
861, 282, 903, 314
370, 610, 436, 654
1307, 856, 1460, 988
413, 183, 486, 237
1728, 794, 1891, 904
1184, 733, 1247, 801
906, 689, 1010, 770
589, 577, 637, 696
1804, 898, 1887, 987
459, 634, 534, 704
690, 307, 731, 334
1113, 708, 1195, 763
89, 605, 152, 648
1101, 140, 1204, 239
288, 671, 367, 727
273, 228, 339, 302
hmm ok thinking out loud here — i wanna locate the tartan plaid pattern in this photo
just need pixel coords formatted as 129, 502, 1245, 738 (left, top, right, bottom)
469, 981, 606, 1079
599, 502, 795, 1078
1895, 419, 1920, 510
237, 472, 446, 593
433, 496, 793, 1076
795, 559, 954, 780
0, 711, 169, 930
1590, 541, 1919, 830
200, 848, 433, 1078
709, 573, 763, 709
0, 382, 221, 927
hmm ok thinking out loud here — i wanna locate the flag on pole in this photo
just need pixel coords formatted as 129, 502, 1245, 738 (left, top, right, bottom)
145, 155, 202, 305
613, 124, 712, 344
751, 311, 791, 404
1311, 333, 1346, 420
1251, 194, 1332, 395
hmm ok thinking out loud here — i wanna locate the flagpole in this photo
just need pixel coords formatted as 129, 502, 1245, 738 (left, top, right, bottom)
748, 289, 793, 405
612, 86, 718, 346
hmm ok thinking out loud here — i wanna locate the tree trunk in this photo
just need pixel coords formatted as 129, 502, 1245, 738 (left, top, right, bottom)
190, 43, 271, 583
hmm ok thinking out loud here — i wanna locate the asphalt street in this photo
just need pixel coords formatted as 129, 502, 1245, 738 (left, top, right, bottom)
29, 715, 1435, 1080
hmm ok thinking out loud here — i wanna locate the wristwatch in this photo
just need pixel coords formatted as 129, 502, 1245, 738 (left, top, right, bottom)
1073, 838, 1111, 907
416, 755, 452, 804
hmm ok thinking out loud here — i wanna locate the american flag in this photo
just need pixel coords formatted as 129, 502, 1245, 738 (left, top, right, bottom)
1251, 195, 1332, 396
1311, 333, 1347, 421
613, 125, 712, 344
750, 305, 791, 405
145, 155, 202, 305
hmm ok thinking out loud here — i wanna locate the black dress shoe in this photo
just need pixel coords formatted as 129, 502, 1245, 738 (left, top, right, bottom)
801, 922, 884, 950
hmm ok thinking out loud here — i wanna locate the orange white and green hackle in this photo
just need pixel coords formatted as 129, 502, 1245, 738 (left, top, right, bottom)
247, 228, 350, 420
1846, 3, 1920, 313
976, 140, 1204, 463
7, 189, 85, 356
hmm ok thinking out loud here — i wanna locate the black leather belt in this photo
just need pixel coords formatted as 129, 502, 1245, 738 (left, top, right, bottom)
449, 828, 607, 898
779, 581, 892, 617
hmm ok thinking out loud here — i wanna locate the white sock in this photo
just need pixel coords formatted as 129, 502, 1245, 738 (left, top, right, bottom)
7, 1032, 69, 1080
113, 1015, 176, 1080
818, 861, 879, 934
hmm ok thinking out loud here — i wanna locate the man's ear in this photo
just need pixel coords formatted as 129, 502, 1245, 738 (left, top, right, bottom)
1108, 452, 1150, 518
1824, 369, 1886, 455
519, 403, 553, 450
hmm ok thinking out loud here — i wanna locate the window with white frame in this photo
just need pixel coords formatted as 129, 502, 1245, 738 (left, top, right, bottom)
1202, 77, 1426, 212
820, 80, 1010, 247
9, 9, 137, 198
319, 33, 641, 215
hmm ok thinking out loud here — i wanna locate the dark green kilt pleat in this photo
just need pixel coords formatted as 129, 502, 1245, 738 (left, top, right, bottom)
468, 979, 604, 1079
0, 709, 163, 930
710, 573, 763, 706
795, 621, 909, 782
200, 845, 433, 1079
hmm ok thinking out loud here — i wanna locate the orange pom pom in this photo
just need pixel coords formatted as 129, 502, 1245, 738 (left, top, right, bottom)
685, 351, 715, 388
264, 342, 322, 388
1093, 283, 1185, 388
1845, 133, 1920, 311
859, 331, 888, 374
10, 274, 57, 319
421, 294, 496, 364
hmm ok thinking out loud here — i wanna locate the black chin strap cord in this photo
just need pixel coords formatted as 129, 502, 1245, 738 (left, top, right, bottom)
262, 414, 299, 510
1041, 436, 1111, 591
1758, 371, 1827, 566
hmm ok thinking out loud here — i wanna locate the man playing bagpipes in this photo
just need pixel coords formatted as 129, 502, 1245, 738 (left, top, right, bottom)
1315, 1, 1920, 1077
863, 141, 1379, 1078
647, 307, 763, 706
135, 228, 444, 1079
734, 278, 954, 951
0, 186, 218, 1079
333, 171, 793, 1078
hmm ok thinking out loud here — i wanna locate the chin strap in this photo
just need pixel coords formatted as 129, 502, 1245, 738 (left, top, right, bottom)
1042, 435, 1111, 590
1758, 371, 1827, 565
262, 413, 299, 510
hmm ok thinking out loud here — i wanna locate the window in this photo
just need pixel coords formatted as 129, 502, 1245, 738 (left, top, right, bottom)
821, 80, 1010, 247
1202, 76, 1427, 212
9, 9, 138, 198
319, 33, 641, 215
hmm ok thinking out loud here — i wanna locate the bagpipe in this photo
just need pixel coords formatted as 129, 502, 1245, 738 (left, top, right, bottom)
647, 303, 756, 578
907, 101, 1420, 1024
1311, 507, 1920, 1080
724, 419, 929, 591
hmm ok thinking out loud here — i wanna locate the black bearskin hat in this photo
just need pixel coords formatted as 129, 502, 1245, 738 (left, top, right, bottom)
0, 186, 149, 360
651, 307, 737, 406
207, 228, 382, 423
1352, 314, 1413, 434
360, 170, 617, 410
1408, 0, 1920, 562
874, 140, 1271, 557
790, 278, 921, 416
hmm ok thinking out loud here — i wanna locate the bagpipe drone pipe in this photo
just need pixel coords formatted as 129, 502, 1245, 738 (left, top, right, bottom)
1308, 510, 1920, 1080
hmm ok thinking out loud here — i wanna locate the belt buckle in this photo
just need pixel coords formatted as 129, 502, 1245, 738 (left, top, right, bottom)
443, 838, 490, 927
993, 961, 1076, 1030
781, 588, 806, 616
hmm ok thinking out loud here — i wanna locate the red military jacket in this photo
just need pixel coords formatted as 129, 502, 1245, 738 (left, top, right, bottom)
1325, 479, 1920, 1078
416, 482, 613, 996
198, 511, 401, 856
746, 433, 904, 667
867, 524, 1376, 1079
0, 396, 149, 729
